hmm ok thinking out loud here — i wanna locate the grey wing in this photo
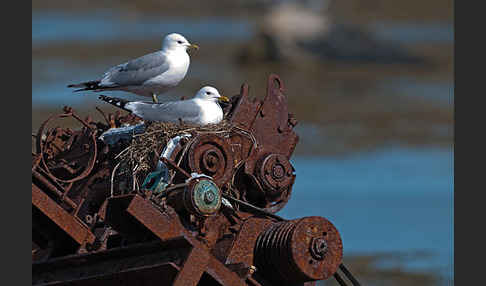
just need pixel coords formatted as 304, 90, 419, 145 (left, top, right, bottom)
100, 52, 170, 87
127, 101, 202, 123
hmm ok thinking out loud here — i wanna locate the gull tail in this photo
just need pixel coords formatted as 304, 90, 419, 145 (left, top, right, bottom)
98, 95, 132, 112
67, 80, 103, 92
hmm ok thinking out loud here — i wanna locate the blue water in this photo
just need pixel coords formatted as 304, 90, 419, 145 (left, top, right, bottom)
371, 22, 454, 44
32, 11, 253, 46
279, 147, 453, 279
32, 12, 453, 47
379, 77, 454, 105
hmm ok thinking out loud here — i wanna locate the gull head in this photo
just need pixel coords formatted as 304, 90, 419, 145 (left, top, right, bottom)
195, 86, 230, 104
162, 33, 199, 53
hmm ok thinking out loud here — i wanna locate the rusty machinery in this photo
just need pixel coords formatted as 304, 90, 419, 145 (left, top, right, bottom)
32, 74, 360, 286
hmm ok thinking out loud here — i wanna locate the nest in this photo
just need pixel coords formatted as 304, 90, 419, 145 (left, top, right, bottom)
111, 120, 235, 194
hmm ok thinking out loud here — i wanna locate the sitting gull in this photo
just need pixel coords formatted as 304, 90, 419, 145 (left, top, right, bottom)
68, 33, 199, 103
98, 86, 229, 125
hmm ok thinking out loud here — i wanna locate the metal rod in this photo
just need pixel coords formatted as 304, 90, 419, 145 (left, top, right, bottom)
339, 263, 361, 286
153, 183, 189, 200
32, 170, 77, 210
161, 157, 191, 178
222, 194, 285, 221
334, 272, 348, 286
165, 182, 189, 192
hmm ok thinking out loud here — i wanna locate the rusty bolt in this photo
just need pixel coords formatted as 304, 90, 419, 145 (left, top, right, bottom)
249, 265, 257, 274
310, 237, 328, 260
204, 191, 216, 204
202, 149, 221, 173
85, 215, 93, 225
207, 153, 218, 167
272, 164, 285, 179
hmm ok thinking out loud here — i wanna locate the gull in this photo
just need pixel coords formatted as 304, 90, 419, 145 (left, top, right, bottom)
67, 33, 199, 103
98, 86, 230, 125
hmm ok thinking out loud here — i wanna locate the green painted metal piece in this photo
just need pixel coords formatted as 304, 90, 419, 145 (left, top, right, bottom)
141, 170, 168, 194
192, 180, 221, 215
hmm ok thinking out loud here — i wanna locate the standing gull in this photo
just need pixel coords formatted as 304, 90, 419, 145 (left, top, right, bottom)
68, 33, 199, 103
98, 86, 230, 125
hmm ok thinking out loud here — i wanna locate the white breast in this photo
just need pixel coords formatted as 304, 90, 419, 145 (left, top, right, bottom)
145, 50, 190, 91
195, 100, 223, 125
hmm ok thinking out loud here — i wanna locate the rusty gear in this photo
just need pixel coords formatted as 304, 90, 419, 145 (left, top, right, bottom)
187, 134, 234, 186
257, 153, 294, 195
254, 216, 343, 283
36, 110, 98, 184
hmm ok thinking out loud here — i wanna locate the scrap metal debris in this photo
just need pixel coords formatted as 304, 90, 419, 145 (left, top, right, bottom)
32, 74, 360, 286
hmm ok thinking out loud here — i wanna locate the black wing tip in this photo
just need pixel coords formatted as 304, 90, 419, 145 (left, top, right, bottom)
98, 95, 121, 103
67, 80, 102, 91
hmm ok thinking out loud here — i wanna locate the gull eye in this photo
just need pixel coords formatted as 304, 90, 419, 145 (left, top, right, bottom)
177, 40, 183, 44
206, 92, 211, 95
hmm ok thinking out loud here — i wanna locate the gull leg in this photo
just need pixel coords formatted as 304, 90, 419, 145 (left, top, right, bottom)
152, 94, 158, 103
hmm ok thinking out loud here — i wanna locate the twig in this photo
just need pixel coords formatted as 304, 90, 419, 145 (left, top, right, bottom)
114, 146, 132, 160
110, 162, 121, 197
95, 106, 110, 126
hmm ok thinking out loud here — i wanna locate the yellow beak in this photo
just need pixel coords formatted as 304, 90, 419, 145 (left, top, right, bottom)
218, 96, 230, 103
188, 43, 199, 51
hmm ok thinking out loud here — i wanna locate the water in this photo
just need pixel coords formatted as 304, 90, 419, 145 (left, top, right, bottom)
32, 12, 453, 46
32, 11, 253, 46
379, 77, 454, 104
281, 147, 453, 279
371, 22, 454, 44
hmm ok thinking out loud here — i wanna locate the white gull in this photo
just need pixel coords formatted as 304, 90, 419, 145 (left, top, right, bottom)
68, 33, 199, 103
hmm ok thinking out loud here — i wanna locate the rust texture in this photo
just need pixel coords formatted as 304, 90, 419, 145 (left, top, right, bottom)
32, 74, 353, 286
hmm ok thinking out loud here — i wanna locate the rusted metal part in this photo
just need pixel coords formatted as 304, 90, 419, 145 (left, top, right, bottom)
253, 216, 343, 284
161, 156, 191, 179
32, 169, 78, 211
241, 75, 298, 213
225, 217, 275, 267
243, 74, 299, 169
227, 83, 261, 130
32, 183, 96, 246
256, 153, 294, 194
106, 194, 186, 241
33, 241, 185, 286
35, 109, 98, 184
213, 74, 299, 213
32, 153, 42, 172
187, 134, 235, 186
172, 247, 210, 286
31, 74, 358, 286
105, 194, 247, 286
337, 263, 362, 286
